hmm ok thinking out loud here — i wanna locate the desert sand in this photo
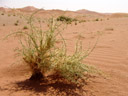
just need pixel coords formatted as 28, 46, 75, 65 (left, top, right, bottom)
0, 7, 128, 96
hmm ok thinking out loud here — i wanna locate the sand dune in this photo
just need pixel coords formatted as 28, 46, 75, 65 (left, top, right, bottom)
76, 9, 104, 16
18, 6, 38, 12
0, 7, 11, 12
111, 13, 128, 18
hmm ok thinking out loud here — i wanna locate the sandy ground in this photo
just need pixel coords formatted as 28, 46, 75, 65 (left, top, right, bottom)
0, 9, 128, 96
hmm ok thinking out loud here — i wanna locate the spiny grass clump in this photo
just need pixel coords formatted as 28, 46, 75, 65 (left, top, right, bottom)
14, 20, 19, 26
105, 27, 114, 31
23, 26, 28, 29
13, 14, 16, 16
79, 20, 86, 23
7, 13, 100, 84
57, 15, 77, 24
1, 13, 4, 15
75, 21, 77, 25
3, 24, 5, 26
14, 23, 18, 26
16, 20, 19, 23
95, 18, 99, 21
8, 14, 11, 17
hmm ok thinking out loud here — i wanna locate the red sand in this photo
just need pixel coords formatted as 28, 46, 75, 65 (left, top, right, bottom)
0, 7, 128, 96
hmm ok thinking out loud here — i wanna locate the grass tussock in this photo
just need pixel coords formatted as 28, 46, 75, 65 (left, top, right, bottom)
8, 14, 11, 17
95, 18, 99, 21
3, 24, 5, 26
14, 23, 18, 26
23, 26, 28, 29
1, 13, 4, 15
57, 15, 77, 24
13, 14, 16, 16
6, 12, 100, 85
14, 20, 19, 26
105, 28, 114, 31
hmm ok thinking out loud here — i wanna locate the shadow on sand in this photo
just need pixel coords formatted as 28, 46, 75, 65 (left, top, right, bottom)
14, 76, 88, 96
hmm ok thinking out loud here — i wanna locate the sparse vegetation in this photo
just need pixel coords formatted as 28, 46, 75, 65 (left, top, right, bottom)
75, 21, 77, 25
105, 28, 114, 31
79, 20, 86, 23
14, 20, 19, 26
3, 24, 5, 26
16, 20, 19, 23
57, 15, 77, 24
8, 14, 11, 17
13, 14, 16, 16
14, 22, 18, 26
95, 18, 99, 21
23, 26, 28, 29
1, 13, 4, 15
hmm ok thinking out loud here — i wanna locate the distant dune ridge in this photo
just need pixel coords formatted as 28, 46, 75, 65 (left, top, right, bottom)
0, 7, 11, 12
76, 9, 102, 15
0, 6, 128, 17
18, 6, 38, 12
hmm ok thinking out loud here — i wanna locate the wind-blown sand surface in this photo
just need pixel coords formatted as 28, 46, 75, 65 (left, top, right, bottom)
0, 7, 128, 96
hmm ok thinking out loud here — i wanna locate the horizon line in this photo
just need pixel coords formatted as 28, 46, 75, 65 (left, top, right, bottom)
0, 5, 128, 14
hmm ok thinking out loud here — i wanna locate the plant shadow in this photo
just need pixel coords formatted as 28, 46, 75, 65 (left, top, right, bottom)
14, 76, 88, 96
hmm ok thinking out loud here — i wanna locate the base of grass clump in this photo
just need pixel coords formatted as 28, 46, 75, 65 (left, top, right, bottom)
29, 72, 44, 81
